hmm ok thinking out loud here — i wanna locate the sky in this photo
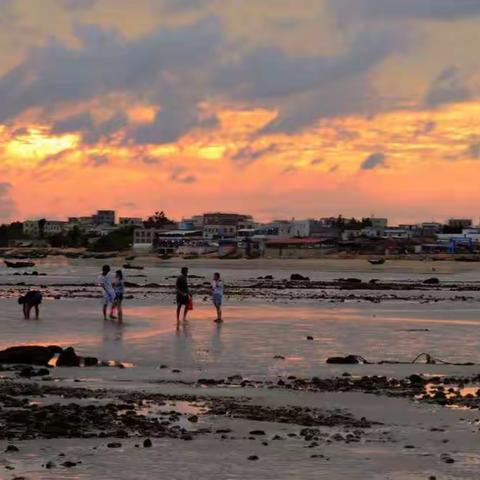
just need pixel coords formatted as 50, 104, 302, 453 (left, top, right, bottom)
0, 0, 480, 224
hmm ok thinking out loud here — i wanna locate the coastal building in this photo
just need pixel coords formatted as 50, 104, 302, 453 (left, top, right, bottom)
133, 228, 161, 249
254, 220, 292, 238
203, 213, 255, 239
448, 218, 472, 229
119, 217, 143, 227
367, 217, 388, 230
22, 220, 40, 237
179, 215, 204, 231
382, 227, 414, 239
290, 219, 341, 238
93, 210, 116, 226
23, 219, 67, 237
43, 221, 67, 236
264, 238, 336, 258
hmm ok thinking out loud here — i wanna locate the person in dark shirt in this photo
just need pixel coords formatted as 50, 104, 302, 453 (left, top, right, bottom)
18, 290, 43, 320
176, 267, 190, 325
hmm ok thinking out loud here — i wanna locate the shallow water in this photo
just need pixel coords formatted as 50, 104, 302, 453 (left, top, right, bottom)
1, 296, 480, 382
2, 259, 480, 479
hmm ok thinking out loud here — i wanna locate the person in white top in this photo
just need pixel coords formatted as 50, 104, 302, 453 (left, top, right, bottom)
97, 265, 116, 321
212, 272, 224, 323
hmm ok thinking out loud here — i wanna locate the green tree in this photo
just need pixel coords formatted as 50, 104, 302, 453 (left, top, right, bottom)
89, 227, 135, 252
143, 211, 176, 229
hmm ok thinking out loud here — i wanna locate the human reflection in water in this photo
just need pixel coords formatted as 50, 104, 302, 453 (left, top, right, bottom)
101, 320, 125, 363
173, 320, 194, 369
211, 322, 224, 363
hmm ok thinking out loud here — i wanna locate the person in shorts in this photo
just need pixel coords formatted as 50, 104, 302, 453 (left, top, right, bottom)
97, 265, 116, 321
18, 290, 43, 319
212, 272, 224, 323
176, 267, 190, 325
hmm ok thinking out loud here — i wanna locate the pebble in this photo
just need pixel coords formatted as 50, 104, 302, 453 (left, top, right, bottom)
143, 438, 152, 448
247, 455, 259, 461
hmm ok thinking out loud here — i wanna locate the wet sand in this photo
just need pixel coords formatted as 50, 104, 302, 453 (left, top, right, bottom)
1, 258, 480, 479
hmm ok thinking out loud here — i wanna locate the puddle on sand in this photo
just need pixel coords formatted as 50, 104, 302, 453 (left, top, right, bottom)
132, 400, 207, 429
418, 383, 480, 409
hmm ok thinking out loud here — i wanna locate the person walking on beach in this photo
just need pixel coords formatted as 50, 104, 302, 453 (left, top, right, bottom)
113, 269, 125, 323
97, 265, 116, 321
212, 272, 224, 323
176, 267, 191, 325
18, 290, 43, 320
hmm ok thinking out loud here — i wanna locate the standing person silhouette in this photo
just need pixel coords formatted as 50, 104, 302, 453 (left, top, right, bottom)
212, 272, 224, 323
97, 265, 116, 321
176, 267, 190, 326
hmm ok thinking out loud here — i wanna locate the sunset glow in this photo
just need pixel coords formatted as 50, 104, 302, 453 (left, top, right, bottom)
0, 0, 479, 223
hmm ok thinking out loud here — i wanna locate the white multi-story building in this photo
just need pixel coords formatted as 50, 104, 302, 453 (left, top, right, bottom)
43, 221, 67, 236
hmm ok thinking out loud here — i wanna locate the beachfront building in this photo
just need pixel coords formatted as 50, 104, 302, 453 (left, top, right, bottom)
254, 220, 292, 238
43, 220, 67, 236
264, 238, 337, 258
448, 218, 472, 229
133, 228, 162, 250
382, 227, 415, 239
203, 213, 255, 240
22, 219, 67, 237
154, 230, 204, 255
93, 210, 116, 226
179, 215, 204, 231
22, 220, 40, 237
119, 217, 143, 227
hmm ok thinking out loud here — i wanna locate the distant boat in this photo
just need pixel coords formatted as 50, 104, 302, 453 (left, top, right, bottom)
123, 264, 144, 270
4, 260, 35, 268
368, 258, 386, 265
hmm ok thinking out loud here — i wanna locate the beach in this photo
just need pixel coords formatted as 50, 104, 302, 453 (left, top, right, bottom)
1, 257, 480, 479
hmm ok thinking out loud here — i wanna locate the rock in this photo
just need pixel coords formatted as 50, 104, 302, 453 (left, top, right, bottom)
290, 273, 310, 281
5, 444, 19, 452
408, 374, 425, 386
83, 357, 98, 367
62, 461, 77, 468
249, 430, 266, 436
143, 438, 152, 448
247, 455, 259, 461
19, 367, 50, 377
46, 461, 56, 469
273, 355, 285, 359
306, 336, 314, 341
107, 442, 122, 449
0, 345, 60, 365
440, 453, 454, 464
57, 347, 80, 367
326, 355, 366, 364
424, 277, 440, 285
187, 415, 199, 423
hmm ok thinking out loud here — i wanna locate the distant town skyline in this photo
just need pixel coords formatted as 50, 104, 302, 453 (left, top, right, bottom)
0, 1, 479, 224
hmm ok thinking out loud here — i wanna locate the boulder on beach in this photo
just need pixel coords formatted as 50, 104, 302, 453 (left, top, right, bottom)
326, 355, 368, 365
423, 277, 440, 285
57, 347, 80, 367
0, 345, 61, 366
290, 273, 310, 281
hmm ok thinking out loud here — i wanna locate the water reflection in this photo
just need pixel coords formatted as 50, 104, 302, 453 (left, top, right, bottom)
101, 321, 125, 362
211, 323, 224, 361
